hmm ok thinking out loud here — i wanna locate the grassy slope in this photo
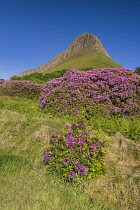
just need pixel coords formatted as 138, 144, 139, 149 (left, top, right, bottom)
0, 96, 140, 210
43, 52, 123, 73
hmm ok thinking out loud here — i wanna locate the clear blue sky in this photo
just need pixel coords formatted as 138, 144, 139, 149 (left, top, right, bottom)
0, 0, 140, 80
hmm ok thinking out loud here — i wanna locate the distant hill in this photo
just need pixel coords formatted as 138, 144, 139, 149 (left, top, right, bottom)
18, 33, 123, 76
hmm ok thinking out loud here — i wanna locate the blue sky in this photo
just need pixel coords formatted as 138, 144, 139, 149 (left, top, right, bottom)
0, 0, 140, 80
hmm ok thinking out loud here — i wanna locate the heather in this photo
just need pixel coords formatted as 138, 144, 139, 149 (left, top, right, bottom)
39, 68, 140, 118
0, 80, 43, 99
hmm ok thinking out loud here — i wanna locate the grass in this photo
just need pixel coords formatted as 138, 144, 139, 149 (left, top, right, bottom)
44, 52, 123, 74
0, 96, 140, 210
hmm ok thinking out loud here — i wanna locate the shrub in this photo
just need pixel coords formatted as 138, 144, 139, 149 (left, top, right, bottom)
134, 66, 140, 75
44, 121, 109, 182
20, 73, 44, 83
39, 68, 140, 118
18, 70, 67, 84
10, 75, 21, 80
43, 69, 67, 82
117, 116, 140, 142
0, 80, 43, 99
0, 79, 5, 85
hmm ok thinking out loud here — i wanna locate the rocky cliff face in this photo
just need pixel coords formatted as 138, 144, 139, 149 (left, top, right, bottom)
18, 33, 110, 76
64, 33, 110, 58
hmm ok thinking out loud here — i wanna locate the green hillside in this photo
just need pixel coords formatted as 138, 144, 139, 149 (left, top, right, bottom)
0, 96, 139, 209
18, 33, 123, 77
11, 52, 123, 83
1, 67, 140, 209
42, 51, 123, 73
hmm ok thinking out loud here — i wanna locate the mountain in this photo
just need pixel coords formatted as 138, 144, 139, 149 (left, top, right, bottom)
18, 33, 123, 76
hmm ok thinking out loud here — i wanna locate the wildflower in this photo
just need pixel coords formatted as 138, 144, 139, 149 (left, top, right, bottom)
71, 123, 77, 127
44, 152, 52, 162
53, 141, 58, 146
62, 158, 68, 163
65, 125, 70, 128
74, 162, 87, 176
55, 131, 60, 134
69, 171, 75, 179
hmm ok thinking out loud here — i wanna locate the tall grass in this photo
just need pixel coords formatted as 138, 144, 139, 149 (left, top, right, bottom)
0, 96, 139, 209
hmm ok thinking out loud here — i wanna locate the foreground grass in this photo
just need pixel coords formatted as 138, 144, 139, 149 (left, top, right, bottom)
1, 150, 106, 210
0, 96, 139, 209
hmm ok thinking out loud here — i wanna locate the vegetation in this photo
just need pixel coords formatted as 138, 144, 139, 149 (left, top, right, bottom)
10, 70, 67, 84
44, 122, 109, 182
0, 80, 43, 99
0, 67, 140, 209
48, 52, 123, 73
0, 79, 5, 84
134, 66, 140, 75
10, 68, 96, 84
39, 68, 140, 118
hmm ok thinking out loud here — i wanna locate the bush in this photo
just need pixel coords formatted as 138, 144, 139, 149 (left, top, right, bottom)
0, 79, 5, 85
39, 68, 140, 118
43, 69, 67, 82
44, 121, 109, 182
18, 70, 67, 84
10, 75, 21, 80
134, 66, 140, 75
0, 80, 43, 99
117, 116, 140, 142
21, 73, 44, 83
88, 114, 140, 142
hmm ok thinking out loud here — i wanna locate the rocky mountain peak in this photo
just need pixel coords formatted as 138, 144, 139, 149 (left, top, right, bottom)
18, 33, 110, 76
61, 33, 110, 59
67, 33, 109, 57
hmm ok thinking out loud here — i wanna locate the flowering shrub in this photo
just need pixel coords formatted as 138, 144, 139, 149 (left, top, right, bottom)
0, 79, 5, 85
44, 121, 109, 181
39, 68, 140, 117
0, 80, 43, 99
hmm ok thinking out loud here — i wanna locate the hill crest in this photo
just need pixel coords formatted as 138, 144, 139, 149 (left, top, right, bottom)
18, 33, 121, 76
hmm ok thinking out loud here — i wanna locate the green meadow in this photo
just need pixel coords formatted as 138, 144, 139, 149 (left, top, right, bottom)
0, 95, 139, 210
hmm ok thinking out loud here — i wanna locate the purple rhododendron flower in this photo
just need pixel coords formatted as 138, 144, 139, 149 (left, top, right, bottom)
80, 131, 86, 136
56, 107, 60, 110
68, 128, 72, 132
74, 162, 79, 166
74, 162, 87, 176
39, 68, 140, 118
65, 125, 70, 128
62, 158, 68, 163
55, 131, 60, 134
53, 141, 58, 146
50, 132, 55, 138
44, 152, 52, 162
87, 154, 92, 158
89, 143, 100, 153
71, 123, 77, 127
69, 171, 75, 179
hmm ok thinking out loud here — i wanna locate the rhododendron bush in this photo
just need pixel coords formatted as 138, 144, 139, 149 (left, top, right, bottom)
39, 68, 140, 117
0, 79, 5, 85
44, 122, 109, 181
0, 80, 43, 99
